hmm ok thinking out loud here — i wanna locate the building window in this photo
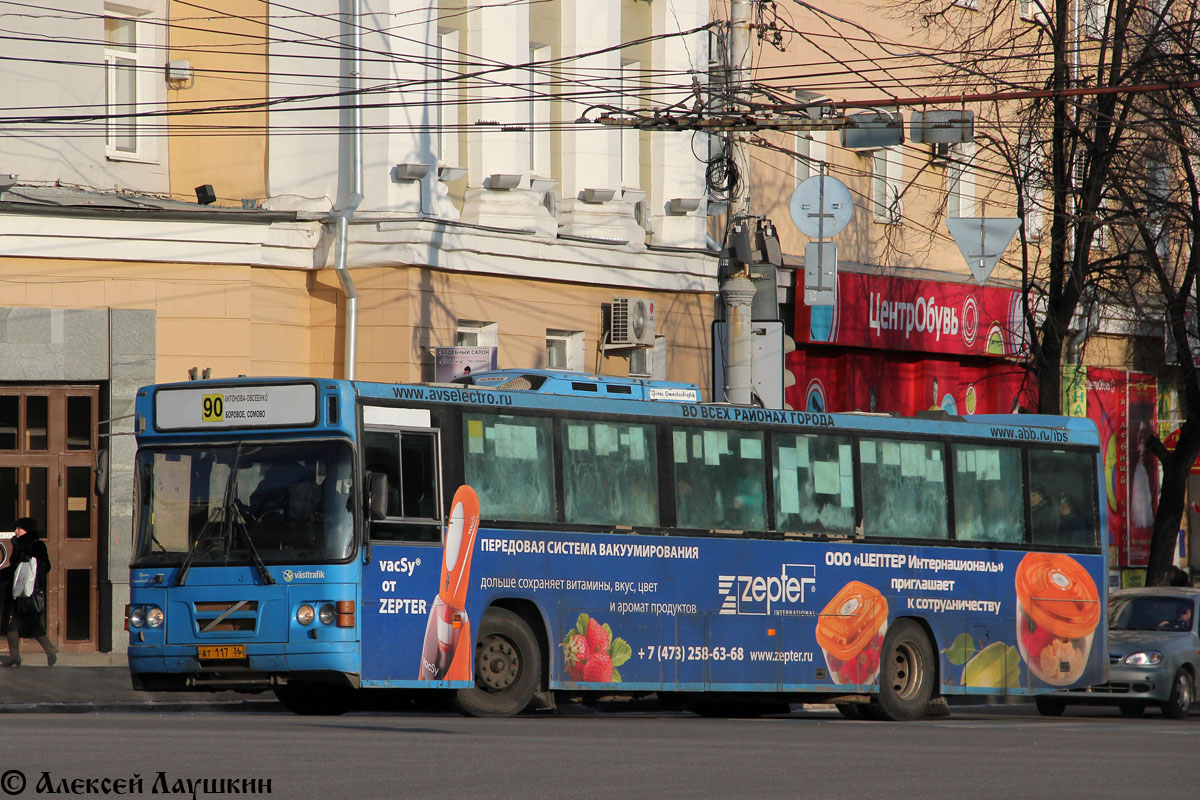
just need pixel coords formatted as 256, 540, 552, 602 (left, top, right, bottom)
546, 330, 584, 370
947, 141, 975, 218
104, 13, 140, 156
455, 321, 498, 347
1019, 132, 1044, 241
1019, 0, 1048, 23
529, 44, 552, 178
1147, 157, 1170, 260
1082, 0, 1107, 38
437, 29, 461, 169
629, 336, 665, 379
794, 131, 827, 186
872, 147, 902, 224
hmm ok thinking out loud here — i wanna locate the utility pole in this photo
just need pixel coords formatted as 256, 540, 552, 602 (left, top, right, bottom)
719, 0, 757, 406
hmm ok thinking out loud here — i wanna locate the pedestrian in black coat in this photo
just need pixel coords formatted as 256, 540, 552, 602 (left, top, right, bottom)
1, 517, 56, 666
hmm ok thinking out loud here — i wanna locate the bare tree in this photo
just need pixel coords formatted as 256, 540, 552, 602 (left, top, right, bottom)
866, 0, 1200, 582
1100, 3, 1200, 584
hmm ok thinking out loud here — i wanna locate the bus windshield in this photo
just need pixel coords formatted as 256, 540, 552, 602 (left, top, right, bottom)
133, 441, 355, 566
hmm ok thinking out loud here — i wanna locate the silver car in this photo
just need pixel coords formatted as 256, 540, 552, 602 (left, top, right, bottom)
1036, 587, 1199, 719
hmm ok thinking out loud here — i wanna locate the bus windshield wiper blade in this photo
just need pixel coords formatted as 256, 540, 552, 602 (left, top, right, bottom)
173, 518, 219, 587
231, 504, 276, 586
177, 444, 243, 587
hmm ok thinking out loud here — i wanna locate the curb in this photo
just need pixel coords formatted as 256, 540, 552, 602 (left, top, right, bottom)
0, 701, 285, 714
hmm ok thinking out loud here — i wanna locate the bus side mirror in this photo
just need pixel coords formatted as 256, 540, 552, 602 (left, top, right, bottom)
94, 450, 109, 498
367, 472, 389, 520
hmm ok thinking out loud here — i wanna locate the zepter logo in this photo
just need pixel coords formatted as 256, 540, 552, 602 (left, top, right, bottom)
718, 564, 817, 616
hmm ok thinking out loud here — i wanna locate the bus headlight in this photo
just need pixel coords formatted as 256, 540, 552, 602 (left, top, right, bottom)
296, 604, 315, 626
129, 606, 146, 628
146, 607, 164, 628
318, 604, 336, 625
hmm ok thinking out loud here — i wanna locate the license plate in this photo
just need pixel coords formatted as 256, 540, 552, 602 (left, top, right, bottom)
197, 645, 246, 661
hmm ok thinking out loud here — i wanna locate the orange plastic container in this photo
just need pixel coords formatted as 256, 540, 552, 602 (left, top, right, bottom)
816, 581, 889, 685
1015, 553, 1100, 686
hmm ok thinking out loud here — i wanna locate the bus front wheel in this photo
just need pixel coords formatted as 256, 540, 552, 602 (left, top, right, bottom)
454, 607, 541, 718
874, 619, 935, 721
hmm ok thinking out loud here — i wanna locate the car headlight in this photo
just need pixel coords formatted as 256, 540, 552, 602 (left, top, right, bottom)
1124, 650, 1163, 666
296, 604, 315, 626
318, 603, 336, 625
146, 607, 164, 628
129, 606, 146, 629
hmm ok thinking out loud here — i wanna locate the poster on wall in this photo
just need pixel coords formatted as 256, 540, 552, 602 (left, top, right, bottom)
1083, 369, 1157, 568
1126, 375, 1158, 566
1085, 368, 1128, 566
433, 347, 497, 383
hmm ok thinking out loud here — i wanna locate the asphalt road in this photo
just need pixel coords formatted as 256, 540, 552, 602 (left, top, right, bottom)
0, 704, 1193, 800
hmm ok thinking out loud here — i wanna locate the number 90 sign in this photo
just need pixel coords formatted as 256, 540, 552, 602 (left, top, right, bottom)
202, 394, 224, 422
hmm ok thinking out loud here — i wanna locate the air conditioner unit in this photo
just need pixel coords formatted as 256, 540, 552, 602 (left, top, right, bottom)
543, 189, 561, 219
634, 199, 654, 234
610, 297, 656, 346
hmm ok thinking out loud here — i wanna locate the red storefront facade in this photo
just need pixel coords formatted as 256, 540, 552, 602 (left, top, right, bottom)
787, 272, 1036, 416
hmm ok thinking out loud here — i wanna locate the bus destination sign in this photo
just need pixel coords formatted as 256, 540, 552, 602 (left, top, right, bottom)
155, 383, 318, 430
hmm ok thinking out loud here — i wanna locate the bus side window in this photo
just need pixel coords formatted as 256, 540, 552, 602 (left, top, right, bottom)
562, 421, 659, 528
859, 438, 948, 540
951, 445, 1023, 544
672, 428, 765, 532
363, 431, 401, 516
364, 429, 441, 542
773, 433, 855, 536
1027, 449, 1098, 549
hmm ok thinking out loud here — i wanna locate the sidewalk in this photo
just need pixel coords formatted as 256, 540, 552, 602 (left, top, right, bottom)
0, 653, 282, 713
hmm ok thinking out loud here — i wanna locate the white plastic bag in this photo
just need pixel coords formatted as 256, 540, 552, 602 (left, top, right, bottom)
12, 557, 36, 598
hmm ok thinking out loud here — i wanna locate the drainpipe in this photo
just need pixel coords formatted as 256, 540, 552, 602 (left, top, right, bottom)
333, 0, 364, 381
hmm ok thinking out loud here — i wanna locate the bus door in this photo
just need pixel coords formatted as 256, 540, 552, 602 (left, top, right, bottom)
359, 407, 443, 682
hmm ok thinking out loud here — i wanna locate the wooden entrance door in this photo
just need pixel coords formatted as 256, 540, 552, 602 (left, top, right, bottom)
0, 387, 100, 652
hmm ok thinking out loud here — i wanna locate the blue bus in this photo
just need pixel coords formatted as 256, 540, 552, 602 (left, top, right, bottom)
127, 371, 1107, 720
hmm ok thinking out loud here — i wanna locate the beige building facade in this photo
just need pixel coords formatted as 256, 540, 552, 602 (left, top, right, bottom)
1, 1, 722, 653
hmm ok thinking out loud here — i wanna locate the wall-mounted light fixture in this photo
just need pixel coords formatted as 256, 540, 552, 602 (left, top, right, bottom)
621, 189, 646, 204
195, 184, 216, 205
580, 188, 616, 204
437, 165, 467, 182
485, 173, 522, 190
393, 163, 430, 181
0, 174, 17, 196
668, 197, 701, 215
530, 178, 558, 193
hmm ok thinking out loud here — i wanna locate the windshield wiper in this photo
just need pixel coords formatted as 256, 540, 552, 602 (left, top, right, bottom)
175, 514, 221, 587
229, 502, 276, 586
175, 448, 241, 587
176, 444, 274, 587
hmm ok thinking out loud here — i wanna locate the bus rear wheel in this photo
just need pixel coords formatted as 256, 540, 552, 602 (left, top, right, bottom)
454, 607, 541, 718
874, 619, 935, 721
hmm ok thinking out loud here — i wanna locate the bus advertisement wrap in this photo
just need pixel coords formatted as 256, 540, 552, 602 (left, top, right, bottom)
130, 374, 1108, 719
363, 490, 1104, 694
